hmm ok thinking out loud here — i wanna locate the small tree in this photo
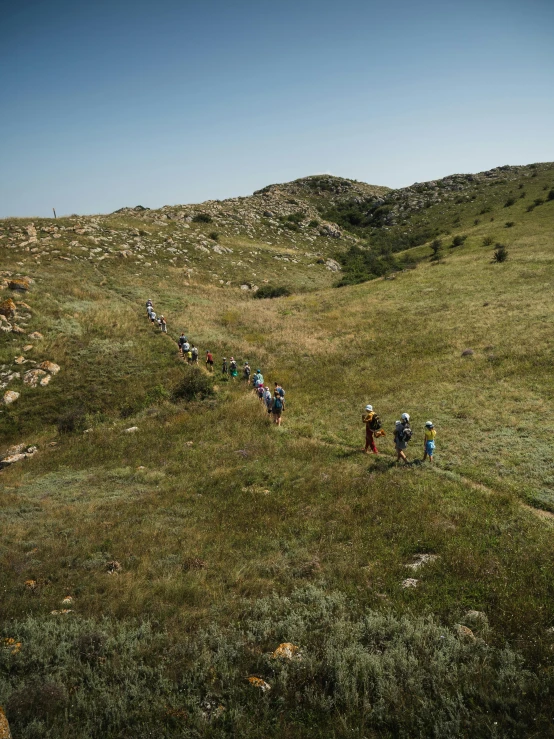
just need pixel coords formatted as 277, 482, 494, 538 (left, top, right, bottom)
429, 238, 443, 261
493, 244, 508, 263
482, 235, 494, 246
548, 189, 554, 201
504, 197, 516, 208
451, 234, 467, 248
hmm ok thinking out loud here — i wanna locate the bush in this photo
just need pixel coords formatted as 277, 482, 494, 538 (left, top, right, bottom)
482, 235, 494, 246
308, 219, 320, 228
493, 244, 508, 262
480, 206, 492, 214
505, 221, 515, 228
526, 204, 535, 212
208, 231, 219, 241
172, 367, 214, 402
254, 285, 291, 299
451, 234, 467, 248
548, 189, 554, 201
534, 198, 545, 207
504, 197, 516, 207
283, 221, 299, 232
192, 213, 212, 223
57, 406, 87, 434
429, 238, 443, 260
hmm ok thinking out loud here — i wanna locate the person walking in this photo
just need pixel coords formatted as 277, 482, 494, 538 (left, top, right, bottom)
229, 357, 238, 378
222, 357, 228, 375
422, 421, 436, 463
271, 391, 284, 426
362, 404, 382, 454
182, 338, 190, 356
394, 413, 412, 464
186, 348, 193, 364
263, 386, 273, 414
160, 315, 167, 333
150, 310, 157, 324
243, 362, 251, 383
274, 382, 285, 399
191, 345, 199, 364
178, 333, 186, 355
206, 351, 214, 371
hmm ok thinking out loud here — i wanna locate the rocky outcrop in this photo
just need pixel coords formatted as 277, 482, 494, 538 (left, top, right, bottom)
2, 391, 20, 405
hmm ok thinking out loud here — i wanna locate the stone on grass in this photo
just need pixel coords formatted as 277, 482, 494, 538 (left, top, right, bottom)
456, 624, 476, 640
2, 390, 20, 405
23, 368, 47, 387
0, 298, 16, 317
39, 360, 60, 375
272, 642, 302, 660
14, 356, 25, 364
405, 553, 439, 570
0, 705, 12, 739
23, 344, 33, 351
40, 374, 51, 386
461, 348, 474, 357
247, 676, 271, 692
401, 578, 419, 588
8, 279, 29, 291
123, 426, 139, 433
28, 331, 43, 340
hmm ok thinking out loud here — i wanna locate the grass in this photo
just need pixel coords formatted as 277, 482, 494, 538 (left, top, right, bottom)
1, 165, 554, 736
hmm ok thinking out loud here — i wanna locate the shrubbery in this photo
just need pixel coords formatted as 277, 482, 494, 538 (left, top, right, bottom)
172, 366, 214, 402
450, 234, 467, 248
493, 244, 509, 262
253, 285, 291, 299
192, 213, 212, 223
56, 406, 87, 434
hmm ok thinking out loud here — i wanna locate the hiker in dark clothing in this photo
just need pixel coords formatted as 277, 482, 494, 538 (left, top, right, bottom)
394, 413, 412, 464
222, 357, 228, 374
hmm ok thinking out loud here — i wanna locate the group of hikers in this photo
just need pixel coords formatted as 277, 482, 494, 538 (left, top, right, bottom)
362, 406, 437, 464
145, 300, 436, 455
145, 300, 287, 425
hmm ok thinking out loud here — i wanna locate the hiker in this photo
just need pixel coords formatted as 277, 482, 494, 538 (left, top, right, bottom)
206, 351, 214, 371
186, 348, 193, 364
191, 345, 198, 364
274, 382, 285, 399
253, 369, 264, 391
362, 404, 385, 454
243, 362, 251, 383
422, 421, 436, 463
160, 315, 167, 333
271, 391, 284, 425
394, 413, 412, 464
178, 333, 186, 354
229, 357, 238, 378
182, 338, 190, 355
146, 300, 153, 316
150, 310, 157, 324
222, 357, 228, 374
263, 386, 272, 412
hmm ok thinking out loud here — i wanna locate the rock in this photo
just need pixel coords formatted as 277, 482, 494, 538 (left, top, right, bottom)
23, 344, 33, 351
8, 279, 29, 291
61, 596, 73, 606
0, 453, 27, 468
10, 325, 25, 334
320, 224, 342, 238
240, 284, 250, 291
39, 361, 60, 375
40, 374, 51, 386
405, 553, 439, 570
461, 349, 474, 356
0, 705, 13, 739
28, 331, 43, 340
23, 368, 47, 387
3, 444, 26, 456
2, 390, 20, 405
272, 642, 301, 660
465, 610, 487, 623
123, 426, 139, 433
247, 676, 271, 692
14, 356, 25, 364
0, 299, 16, 317
106, 560, 122, 574
456, 624, 476, 640
325, 258, 341, 272
401, 578, 419, 588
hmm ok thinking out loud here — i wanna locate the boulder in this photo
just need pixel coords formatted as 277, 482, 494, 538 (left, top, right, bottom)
2, 391, 20, 405
40, 374, 51, 386
0, 705, 12, 739
325, 258, 341, 272
39, 361, 60, 375
8, 279, 29, 291
461, 348, 474, 357
23, 368, 47, 387
28, 331, 43, 340
123, 426, 139, 433
0, 299, 16, 317
0, 453, 27, 468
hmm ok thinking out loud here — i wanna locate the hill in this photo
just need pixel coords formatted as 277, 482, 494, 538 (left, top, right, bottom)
1, 163, 554, 737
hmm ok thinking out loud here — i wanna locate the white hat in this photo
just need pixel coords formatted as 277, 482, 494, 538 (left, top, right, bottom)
425, 421, 434, 427
401, 412, 410, 422
365, 404, 373, 411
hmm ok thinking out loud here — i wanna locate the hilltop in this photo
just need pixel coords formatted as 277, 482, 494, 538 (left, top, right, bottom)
1, 162, 554, 737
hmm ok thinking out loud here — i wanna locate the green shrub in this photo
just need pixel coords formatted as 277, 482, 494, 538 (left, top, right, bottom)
429, 238, 443, 260
172, 366, 214, 402
57, 406, 87, 434
254, 285, 291, 299
504, 197, 516, 207
493, 244, 508, 262
308, 219, 320, 228
480, 206, 492, 214
209, 231, 219, 241
505, 221, 516, 228
534, 198, 545, 207
548, 189, 554, 201
283, 221, 299, 232
451, 234, 467, 248
192, 213, 212, 223
482, 235, 494, 246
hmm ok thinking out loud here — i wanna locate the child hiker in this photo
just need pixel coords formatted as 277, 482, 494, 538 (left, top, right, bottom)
422, 421, 436, 462
362, 404, 384, 454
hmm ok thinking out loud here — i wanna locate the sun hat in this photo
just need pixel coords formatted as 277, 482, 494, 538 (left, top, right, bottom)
365, 404, 373, 411
425, 421, 434, 428
401, 412, 410, 422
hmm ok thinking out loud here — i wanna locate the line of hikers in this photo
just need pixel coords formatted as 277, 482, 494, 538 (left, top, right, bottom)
146, 300, 167, 333
362, 406, 437, 464
146, 301, 286, 425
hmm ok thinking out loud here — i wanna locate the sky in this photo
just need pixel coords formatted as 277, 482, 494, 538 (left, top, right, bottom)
1, 0, 553, 217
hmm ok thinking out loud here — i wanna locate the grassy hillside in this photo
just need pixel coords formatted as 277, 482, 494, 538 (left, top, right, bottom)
1, 164, 554, 738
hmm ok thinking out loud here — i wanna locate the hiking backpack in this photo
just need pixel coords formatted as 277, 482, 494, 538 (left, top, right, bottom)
402, 426, 413, 442
369, 413, 382, 431
273, 397, 283, 411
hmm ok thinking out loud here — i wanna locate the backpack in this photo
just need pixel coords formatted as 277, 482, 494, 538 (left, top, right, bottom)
273, 397, 283, 411
369, 413, 382, 431
401, 426, 412, 442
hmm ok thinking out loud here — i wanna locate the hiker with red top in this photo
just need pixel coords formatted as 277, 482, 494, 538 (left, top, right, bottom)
206, 351, 214, 371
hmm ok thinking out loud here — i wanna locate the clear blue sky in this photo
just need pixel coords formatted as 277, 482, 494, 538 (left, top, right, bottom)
1, 0, 553, 217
